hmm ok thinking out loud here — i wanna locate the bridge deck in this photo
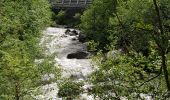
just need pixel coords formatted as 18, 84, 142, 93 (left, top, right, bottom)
50, 0, 92, 8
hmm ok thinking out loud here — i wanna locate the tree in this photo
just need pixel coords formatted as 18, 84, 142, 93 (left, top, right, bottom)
152, 0, 170, 92
0, 0, 60, 100
80, 0, 170, 99
109, 0, 170, 93
80, 0, 117, 52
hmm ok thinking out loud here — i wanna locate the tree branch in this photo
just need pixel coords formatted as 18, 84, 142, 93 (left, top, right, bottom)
138, 66, 162, 87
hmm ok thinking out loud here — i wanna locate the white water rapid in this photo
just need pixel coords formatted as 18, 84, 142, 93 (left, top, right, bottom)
37, 27, 95, 100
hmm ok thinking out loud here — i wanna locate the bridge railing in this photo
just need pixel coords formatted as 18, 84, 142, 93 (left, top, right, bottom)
49, 0, 92, 8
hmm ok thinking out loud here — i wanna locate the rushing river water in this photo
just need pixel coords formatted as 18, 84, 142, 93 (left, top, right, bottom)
37, 27, 95, 100
36, 27, 153, 100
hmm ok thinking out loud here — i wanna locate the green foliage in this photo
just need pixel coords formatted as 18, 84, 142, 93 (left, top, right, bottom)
86, 40, 99, 52
58, 80, 83, 100
90, 50, 168, 99
81, 0, 170, 97
36, 56, 61, 85
52, 10, 83, 27
0, 0, 51, 42
73, 13, 82, 27
109, 0, 170, 54
80, 0, 117, 52
0, 0, 59, 99
73, 13, 81, 20
54, 10, 66, 25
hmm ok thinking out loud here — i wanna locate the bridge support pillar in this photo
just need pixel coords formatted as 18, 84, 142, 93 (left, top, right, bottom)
69, 0, 72, 5
77, 0, 79, 4
62, 0, 65, 4
85, 0, 87, 4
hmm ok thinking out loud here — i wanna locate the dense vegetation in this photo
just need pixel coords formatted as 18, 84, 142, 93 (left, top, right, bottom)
51, 9, 82, 27
1, 0, 170, 100
80, 0, 170, 99
0, 0, 60, 100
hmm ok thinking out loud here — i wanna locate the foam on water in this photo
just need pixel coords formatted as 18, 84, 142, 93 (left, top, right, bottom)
38, 27, 95, 100
36, 27, 153, 100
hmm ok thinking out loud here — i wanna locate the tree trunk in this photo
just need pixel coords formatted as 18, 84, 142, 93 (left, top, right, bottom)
152, 0, 170, 91
161, 53, 170, 91
153, 0, 164, 35
15, 82, 20, 100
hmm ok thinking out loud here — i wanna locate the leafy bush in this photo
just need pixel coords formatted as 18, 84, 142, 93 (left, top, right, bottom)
73, 13, 81, 20
80, 0, 117, 52
0, 0, 56, 99
55, 10, 66, 25
0, 0, 51, 42
58, 80, 83, 99
90, 50, 168, 99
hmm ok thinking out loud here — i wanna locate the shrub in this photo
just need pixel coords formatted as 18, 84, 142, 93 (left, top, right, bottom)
58, 80, 84, 99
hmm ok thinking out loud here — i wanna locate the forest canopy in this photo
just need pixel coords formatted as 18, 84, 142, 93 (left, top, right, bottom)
1, 0, 170, 99
0, 0, 60, 100
80, 0, 170, 99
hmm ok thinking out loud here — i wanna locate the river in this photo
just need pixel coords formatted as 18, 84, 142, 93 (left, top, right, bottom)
37, 27, 95, 100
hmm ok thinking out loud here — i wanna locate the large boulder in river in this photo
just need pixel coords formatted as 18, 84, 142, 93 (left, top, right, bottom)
65, 29, 78, 36
78, 32, 87, 43
67, 51, 89, 59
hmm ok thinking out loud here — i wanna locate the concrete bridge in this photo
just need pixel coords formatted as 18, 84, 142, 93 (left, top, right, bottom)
49, 0, 92, 9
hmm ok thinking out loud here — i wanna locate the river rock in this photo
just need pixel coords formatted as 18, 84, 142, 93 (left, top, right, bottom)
67, 51, 89, 59
65, 29, 78, 36
64, 25, 72, 28
65, 29, 71, 35
72, 37, 77, 41
78, 32, 87, 43
72, 30, 79, 35
69, 30, 78, 36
